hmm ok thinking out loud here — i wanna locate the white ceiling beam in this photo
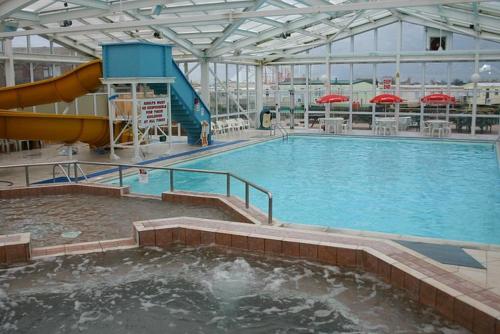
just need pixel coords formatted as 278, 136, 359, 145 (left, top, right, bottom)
127, 10, 203, 58
0, 0, 485, 39
397, 8, 500, 41
242, 16, 397, 58
208, 0, 266, 52
65, 0, 110, 10
0, 0, 37, 20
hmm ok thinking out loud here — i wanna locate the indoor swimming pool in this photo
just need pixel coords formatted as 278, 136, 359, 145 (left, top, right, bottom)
113, 136, 500, 245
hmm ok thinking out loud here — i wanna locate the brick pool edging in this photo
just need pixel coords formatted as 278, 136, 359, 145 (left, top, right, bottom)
133, 217, 500, 334
0, 183, 129, 199
0, 233, 30, 265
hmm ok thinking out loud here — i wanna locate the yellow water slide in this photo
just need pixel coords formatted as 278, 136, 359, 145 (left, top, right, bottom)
0, 59, 109, 147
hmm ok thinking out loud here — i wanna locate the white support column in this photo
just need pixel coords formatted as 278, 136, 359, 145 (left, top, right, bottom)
446, 62, 451, 122
372, 28, 378, 127
255, 64, 263, 128
395, 20, 402, 132
372, 64, 377, 127
274, 65, 280, 123
304, 64, 309, 128
420, 63, 426, 131
214, 63, 218, 120
471, 38, 479, 136
107, 84, 119, 160
131, 82, 141, 162
236, 64, 240, 118
29, 63, 36, 112
349, 63, 353, 129
348, 37, 354, 129
225, 63, 229, 119
326, 43, 331, 118
4, 39, 15, 86
246, 65, 250, 119
200, 60, 210, 107
167, 83, 173, 152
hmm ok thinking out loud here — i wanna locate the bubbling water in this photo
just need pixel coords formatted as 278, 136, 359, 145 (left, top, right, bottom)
0, 246, 468, 333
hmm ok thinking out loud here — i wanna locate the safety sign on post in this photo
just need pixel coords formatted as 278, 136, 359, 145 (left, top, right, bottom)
383, 77, 392, 90
139, 98, 168, 127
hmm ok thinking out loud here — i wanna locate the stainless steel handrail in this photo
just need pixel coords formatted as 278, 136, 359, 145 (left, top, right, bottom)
0, 160, 274, 224
52, 163, 72, 184
270, 123, 289, 141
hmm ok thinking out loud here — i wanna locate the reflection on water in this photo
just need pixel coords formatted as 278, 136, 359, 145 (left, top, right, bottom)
0, 247, 467, 333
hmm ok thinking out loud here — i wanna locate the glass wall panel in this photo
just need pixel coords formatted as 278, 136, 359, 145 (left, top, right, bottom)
377, 23, 397, 52
354, 31, 374, 53
216, 63, 227, 116
331, 38, 350, 54
402, 23, 425, 51
29, 36, 50, 54
14, 63, 30, 84
309, 64, 327, 112
0, 63, 5, 87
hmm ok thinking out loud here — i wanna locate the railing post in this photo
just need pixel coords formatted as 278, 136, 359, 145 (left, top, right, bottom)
170, 170, 174, 192
118, 165, 123, 187
245, 183, 249, 208
25, 166, 30, 187
73, 163, 78, 183
268, 196, 273, 225
226, 173, 230, 197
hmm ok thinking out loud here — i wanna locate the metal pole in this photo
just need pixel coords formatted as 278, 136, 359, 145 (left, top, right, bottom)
268, 196, 273, 224
73, 163, 78, 183
25, 166, 30, 187
118, 165, 123, 187
226, 173, 230, 197
245, 183, 249, 208
170, 170, 174, 192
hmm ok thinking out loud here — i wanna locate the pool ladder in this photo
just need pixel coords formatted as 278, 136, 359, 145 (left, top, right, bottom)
271, 123, 289, 141
52, 163, 88, 183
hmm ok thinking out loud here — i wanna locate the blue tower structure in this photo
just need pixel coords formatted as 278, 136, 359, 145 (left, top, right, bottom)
102, 42, 211, 146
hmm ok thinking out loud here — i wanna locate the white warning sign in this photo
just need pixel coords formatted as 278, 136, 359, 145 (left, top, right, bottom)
139, 98, 168, 127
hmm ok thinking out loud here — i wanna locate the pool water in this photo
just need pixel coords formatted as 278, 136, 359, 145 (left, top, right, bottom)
115, 136, 500, 245
0, 247, 466, 333
0, 194, 232, 247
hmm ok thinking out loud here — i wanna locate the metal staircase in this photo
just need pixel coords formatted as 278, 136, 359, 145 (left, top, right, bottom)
150, 61, 212, 145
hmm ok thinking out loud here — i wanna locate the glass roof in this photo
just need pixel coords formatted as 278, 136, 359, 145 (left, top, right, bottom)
3, 0, 500, 60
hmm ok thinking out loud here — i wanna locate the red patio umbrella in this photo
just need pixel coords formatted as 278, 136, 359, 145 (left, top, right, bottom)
370, 94, 404, 117
421, 93, 456, 120
370, 94, 404, 104
316, 94, 349, 104
420, 93, 456, 105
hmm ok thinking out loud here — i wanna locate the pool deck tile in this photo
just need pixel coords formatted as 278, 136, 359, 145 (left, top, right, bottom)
185, 229, 202, 246
64, 241, 102, 255
283, 241, 301, 257
336, 247, 358, 268
215, 232, 232, 247
231, 234, 248, 250
299, 243, 318, 260
139, 229, 156, 247
200, 231, 216, 245
100, 238, 136, 250
247, 236, 265, 252
0, 246, 6, 263
264, 239, 283, 255
155, 229, 173, 248
419, 280, 437, 308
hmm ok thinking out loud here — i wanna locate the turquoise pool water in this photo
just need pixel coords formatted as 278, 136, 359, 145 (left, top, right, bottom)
113, 136, 500, 245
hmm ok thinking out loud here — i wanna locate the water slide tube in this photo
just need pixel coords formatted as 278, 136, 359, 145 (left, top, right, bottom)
0, 59, 109, 147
